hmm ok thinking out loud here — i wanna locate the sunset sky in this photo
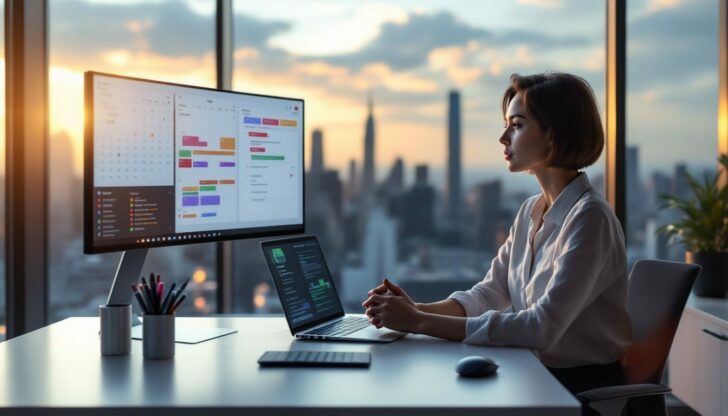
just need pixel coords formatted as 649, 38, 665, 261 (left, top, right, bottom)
35, 0, 720, 191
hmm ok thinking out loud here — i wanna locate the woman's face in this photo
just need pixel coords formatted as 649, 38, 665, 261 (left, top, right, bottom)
500, 93, 551, 173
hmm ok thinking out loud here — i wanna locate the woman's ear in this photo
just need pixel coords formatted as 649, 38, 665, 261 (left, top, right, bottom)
545, 129, 555, 147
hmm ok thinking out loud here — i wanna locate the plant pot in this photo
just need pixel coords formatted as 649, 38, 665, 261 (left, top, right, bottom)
686, 251, 728, 298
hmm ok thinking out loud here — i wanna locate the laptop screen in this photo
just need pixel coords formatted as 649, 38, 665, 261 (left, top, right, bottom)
262, 237, 344, 331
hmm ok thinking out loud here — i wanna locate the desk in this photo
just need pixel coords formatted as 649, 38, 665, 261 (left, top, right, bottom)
0, 317, 580, 415
670, 295, 728, 415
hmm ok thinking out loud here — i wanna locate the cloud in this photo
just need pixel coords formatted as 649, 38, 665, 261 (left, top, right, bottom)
320, 11, 489, 71
51, 0, 289, 64
627, 0, 716, 90
491, 30, 590, 49
644, 0, 682, 15
268, 3, 408, 55
517, 0, 563, 8
309, 9, 593, 76
428, 44, 484, 86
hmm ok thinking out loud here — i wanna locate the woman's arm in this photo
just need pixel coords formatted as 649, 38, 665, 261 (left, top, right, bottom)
415, 312, 467, 341
417, 299, 466, 317
364, 294, 467, 340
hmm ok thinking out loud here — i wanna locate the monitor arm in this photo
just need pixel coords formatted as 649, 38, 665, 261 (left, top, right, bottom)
106, 248, 148, 325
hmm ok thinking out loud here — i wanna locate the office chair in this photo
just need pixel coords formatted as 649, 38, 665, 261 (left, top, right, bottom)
576, 259, 701, 416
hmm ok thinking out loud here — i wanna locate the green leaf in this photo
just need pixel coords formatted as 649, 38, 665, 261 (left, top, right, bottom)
656, 154, 728, 252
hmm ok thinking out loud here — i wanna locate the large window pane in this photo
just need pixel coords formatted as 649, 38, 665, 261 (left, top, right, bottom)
49, 0, 217, 321
626, 0, 717, 267
0, 0, 5, 340
232, 1, 606, 313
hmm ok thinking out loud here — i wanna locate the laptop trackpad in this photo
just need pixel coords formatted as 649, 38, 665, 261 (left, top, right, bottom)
356, 327, 402, 340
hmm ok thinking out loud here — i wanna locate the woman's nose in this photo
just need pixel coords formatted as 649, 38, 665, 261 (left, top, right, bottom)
499, 131, 510, 146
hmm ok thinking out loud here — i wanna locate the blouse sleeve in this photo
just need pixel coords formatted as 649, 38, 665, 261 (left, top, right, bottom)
461, 204, 620, 350
447, 224, 514, 317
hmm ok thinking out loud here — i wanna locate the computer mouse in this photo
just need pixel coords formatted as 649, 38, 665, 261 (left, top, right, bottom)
455, 356, 499, 377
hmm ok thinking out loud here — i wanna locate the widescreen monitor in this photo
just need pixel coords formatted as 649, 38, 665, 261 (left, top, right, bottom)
84, 72, 305, 254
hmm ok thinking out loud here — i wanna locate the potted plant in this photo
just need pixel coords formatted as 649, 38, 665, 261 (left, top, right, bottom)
657, 154, 728, 297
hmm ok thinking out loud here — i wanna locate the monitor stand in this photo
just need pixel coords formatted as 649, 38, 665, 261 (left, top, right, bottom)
106, 248, 237, 344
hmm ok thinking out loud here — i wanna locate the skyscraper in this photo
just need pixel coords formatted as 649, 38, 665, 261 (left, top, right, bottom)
626, 146, 644, 240
385, 158, 404, 194
473, 180, 502, 251
308, 129, 325, 197
311, 129, 324, 176
447, 90, 462, 225
402, 165, 435, 239
362, 94, 376, 199
346, 159, 357, 204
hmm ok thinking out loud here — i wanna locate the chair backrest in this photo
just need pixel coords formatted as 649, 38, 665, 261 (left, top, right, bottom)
621, 259, 700, 384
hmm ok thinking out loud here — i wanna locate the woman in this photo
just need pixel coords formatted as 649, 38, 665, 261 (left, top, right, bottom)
363, 72, 632, 395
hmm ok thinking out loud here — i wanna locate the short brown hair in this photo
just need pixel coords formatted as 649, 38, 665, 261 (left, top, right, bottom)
501, 72, 604, 170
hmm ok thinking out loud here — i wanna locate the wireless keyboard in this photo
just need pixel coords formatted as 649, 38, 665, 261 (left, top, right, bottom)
257, 350, 371, 367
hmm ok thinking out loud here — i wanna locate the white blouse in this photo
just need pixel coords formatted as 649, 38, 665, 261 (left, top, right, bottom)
449, 173, 632, 368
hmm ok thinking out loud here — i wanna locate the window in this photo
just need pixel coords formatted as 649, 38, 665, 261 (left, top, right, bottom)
626, 0, 718, 267
231, 1, 606, 313
0, 0, 5, 340
48, 0, 218, 321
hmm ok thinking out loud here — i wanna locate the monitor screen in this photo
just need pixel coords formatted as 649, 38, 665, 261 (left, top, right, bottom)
84, 72, 304, 254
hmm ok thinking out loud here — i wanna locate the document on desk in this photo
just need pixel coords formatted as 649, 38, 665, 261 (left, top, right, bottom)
131, 324, 236, 344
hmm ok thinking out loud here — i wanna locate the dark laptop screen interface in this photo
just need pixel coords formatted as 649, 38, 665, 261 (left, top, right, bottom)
264, 239, 343, 328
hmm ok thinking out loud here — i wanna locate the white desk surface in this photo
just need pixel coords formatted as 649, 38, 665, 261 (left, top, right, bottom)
686, 294, 728, 325
0, 316, 580, 415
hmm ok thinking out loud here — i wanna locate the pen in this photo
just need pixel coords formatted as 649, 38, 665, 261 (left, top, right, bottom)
178, 278, 190, 297
166, 290, 178, 314
168, 293, 187, 314
140, 282, 155, 314
131, 283, 150, 314
131, 283, 147, 313
149, 273, 158, 312
167, 278, 190, 312
141, 276, 155, 308
134, 291, 150, 314
160, 283, 176, 315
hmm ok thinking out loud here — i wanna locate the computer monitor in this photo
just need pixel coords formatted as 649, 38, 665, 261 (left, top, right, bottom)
84, 72, 305, 319
85, 71, 304, 254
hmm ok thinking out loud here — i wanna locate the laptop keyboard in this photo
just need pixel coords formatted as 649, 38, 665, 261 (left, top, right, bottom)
304, 316, 371, 337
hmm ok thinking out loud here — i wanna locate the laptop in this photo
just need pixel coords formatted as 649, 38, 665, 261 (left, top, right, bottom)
261, 236, 405, 343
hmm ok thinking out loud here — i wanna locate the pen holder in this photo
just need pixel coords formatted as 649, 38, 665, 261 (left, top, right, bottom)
99, 304, 132, 356
142, 314, 175, 360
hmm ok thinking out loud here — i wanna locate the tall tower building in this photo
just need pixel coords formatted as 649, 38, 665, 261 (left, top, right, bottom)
386, 158, 404, 193
626, 146, 643, 240
311, 129, 324, 176
362, 94, 376, 198
447, 90, 462, 224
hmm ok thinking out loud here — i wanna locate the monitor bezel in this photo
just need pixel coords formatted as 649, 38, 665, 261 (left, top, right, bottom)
84, 71, 305, 254
260, 235, 346, 335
